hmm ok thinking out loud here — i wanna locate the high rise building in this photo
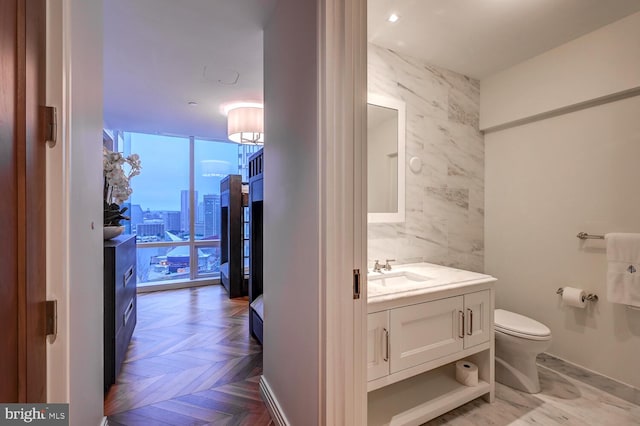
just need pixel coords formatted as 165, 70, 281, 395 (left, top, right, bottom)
129, 204, 144, 232
195, 222, 205, 237
122, 203, 144, 234
163, 211, 181, 232
180, 189, 197, 233
238, 144, 261, 181
203, 194, 221, 239
197, 201, 204, 224
212, 196, 221, 237
136, 220, 165, 238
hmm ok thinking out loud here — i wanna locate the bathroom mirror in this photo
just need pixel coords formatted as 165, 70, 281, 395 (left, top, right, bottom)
368, 94, 405, 223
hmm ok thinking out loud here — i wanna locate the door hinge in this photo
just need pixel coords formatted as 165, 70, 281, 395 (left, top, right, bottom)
46, 300, 57, 340
353, 269, 361, 299
41, 106, 57, 148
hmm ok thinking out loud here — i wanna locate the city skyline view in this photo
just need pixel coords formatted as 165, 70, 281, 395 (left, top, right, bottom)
123, 132, 238, 211
127, 190, 221, 241
112, 131, 258, 284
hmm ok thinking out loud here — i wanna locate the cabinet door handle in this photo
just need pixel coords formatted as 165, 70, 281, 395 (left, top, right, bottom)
123, 266, 134, 287
123, 299, 134, 326
458, 311, 465, 338
383, 328, 390, 362
467, 308, 473, 335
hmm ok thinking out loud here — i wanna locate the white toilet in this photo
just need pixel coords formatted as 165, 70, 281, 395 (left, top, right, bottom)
494, 309, 552, 393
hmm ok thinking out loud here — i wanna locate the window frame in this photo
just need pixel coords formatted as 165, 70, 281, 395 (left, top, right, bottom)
121, 133, 239, 289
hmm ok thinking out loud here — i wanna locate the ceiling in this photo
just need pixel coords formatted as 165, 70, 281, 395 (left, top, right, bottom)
103, 0, 275, 140
368, 0, 640, 79
104, 0, 640, 140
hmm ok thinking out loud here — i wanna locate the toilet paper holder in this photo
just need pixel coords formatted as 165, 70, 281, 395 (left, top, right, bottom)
556, 287, 599, 302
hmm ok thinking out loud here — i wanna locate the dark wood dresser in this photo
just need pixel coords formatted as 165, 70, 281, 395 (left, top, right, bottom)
220, 174, 248, 298
248, 149, 264, 344
104, 234, 137, 391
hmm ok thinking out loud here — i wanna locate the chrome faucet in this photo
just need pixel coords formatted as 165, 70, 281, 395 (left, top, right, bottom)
373, 259, 396, 272
383, 259, 396, 271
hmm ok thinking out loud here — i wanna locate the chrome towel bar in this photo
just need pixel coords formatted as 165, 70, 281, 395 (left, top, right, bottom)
577, 232, 604, 240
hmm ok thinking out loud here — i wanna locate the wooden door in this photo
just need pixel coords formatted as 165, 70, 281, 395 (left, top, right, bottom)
0, 0, 47, 402
389, 296, 464, 374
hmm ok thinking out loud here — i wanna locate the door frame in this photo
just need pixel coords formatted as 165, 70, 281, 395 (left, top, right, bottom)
46, 1, 105, 424
0, 0, 47, 403
47, 0, 369, 423
317, 0, 368, 423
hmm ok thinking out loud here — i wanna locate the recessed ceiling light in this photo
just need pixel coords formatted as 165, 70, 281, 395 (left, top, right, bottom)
188, 101, 198, 106
388, 14, 399, 23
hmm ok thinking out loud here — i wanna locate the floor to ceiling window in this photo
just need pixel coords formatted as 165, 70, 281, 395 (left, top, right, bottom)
111, 131, 259, 288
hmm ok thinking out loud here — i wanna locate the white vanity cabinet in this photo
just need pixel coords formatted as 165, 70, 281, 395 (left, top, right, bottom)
367, 282, 495, 426
368, 290, 491, 379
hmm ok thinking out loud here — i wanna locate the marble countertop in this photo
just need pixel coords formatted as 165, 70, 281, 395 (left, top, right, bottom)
367, 262, 496, 305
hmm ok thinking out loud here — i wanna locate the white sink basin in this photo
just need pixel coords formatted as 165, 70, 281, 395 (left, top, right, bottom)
367, 262, 497, 304
368, 270, 431, 287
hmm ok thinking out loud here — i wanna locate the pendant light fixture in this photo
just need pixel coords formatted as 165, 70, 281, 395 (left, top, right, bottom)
225, 102, 264, 144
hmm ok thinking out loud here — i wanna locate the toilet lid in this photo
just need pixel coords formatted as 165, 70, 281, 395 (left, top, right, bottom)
495, 309, 551, 338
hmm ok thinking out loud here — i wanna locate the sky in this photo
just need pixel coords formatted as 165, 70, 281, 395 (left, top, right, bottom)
125, 133, 239, 211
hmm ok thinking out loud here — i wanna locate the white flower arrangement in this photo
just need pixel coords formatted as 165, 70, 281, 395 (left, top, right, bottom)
103, 147, 142, 226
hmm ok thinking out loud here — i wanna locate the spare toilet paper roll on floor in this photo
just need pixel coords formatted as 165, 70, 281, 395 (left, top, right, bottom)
455, 360, 478, 386
562, 286, 586, 308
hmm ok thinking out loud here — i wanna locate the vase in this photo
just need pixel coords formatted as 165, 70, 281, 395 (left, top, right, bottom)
103, 225, 125, 240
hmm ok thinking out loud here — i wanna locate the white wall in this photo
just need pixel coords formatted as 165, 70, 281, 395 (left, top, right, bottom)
483, 13, 640, 388
47, 0, 105, 423
481, 11, 640, 131
263, 0, 320, 424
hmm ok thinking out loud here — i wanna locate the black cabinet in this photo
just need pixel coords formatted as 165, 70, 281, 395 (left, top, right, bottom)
248, 149, 264, 344
220, 174, 248, 298
104, 234, 137, 391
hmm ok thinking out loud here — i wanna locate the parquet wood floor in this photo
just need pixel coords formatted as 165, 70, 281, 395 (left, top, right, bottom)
105, 285, 272, 426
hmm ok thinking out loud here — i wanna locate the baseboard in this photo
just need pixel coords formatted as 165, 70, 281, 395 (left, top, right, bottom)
259, 376, 290, 426
137, 278, 219, 293
538, 352, 640, 405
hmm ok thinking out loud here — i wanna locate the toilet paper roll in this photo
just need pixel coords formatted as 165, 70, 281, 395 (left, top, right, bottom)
455, 360, 478, 387
562, 286, 586, 308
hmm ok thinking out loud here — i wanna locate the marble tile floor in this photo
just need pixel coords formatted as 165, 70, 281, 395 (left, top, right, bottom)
537, 354, 640, 406
427, 358, 639, 425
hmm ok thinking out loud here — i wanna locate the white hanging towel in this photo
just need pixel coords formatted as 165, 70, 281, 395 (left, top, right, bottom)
605, 233, 640, 307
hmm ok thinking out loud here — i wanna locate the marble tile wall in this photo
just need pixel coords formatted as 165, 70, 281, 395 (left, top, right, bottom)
368, 43, 484, 272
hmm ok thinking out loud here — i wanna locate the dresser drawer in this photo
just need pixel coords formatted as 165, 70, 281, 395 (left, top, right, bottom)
115, 263, 136, 333
104, 234, 137, 391
115, 296, 136, 379
114, 238, 135, 332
